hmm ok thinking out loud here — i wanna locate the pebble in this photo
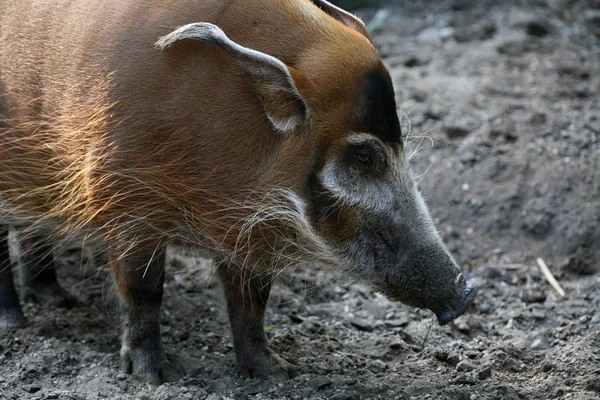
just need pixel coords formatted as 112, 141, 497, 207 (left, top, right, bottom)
526, 20, 553, 37
390, 342, 406, 350
446, 352, 460, 366
521, 289, 547, 304
456, 320, 470, 333
531, 308, 546, 320
23, 385, 41, 394
368, 360, 388, 374
385, 318, 409, 328
529, 112, 547, 125
460, 151, 478, 164
457, 360, 477, 372
309, 376, 333, 390
478, 366, 492, 380
397, 330, 415, 345
590, 312, 600, 325
530, 338, 549, 350
454, 374, 476, 385
350, 318, 374, 332
540, 361, 553, 372
443, 124, 471, 139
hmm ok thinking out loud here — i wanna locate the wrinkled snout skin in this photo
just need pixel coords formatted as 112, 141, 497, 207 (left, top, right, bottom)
0, 0, 476, 384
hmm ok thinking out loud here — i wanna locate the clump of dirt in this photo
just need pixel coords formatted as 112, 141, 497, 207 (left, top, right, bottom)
1, 0, 598, 399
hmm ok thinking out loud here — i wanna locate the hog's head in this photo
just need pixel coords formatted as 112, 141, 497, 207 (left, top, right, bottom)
156, 1, 476, 325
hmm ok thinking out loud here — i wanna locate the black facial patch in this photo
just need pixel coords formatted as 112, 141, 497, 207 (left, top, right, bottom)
353, 69, 402, 146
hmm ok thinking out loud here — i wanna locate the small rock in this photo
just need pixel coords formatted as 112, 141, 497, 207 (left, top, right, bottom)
309, 376, 333, 390
23, 385, 41, 394
459, 151, 478, 164
454, 374, 476, 385
446, 352, 460, 366
443, 124, 471, 139
433, 349, 449, 361
397, 330, 414, 345
530, 338, 549, 350
368, 360, 388, 374
531, 308, 546, 320
350, 318, 374, 332
403, 55, 430, 68
289, 313, 304, 323
116, 373, 127, 381
590, 312, 600, 325
529, 112, 547, 125
456, 320, 470, 333
389, 341, 406, 350
457, 360, 477, 372
478, 366, 492, 380
540, 361, 553, 372
385, 318, 409, 328
521, 289, 547, 304
424, 106, 445, 120
526, 20, 553, 37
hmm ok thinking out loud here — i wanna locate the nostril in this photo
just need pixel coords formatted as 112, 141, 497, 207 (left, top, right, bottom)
454, 273, 466, 295
435, 276, 478, 325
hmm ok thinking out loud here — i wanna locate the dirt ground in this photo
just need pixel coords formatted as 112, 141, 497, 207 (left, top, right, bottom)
1, 0, 599, 399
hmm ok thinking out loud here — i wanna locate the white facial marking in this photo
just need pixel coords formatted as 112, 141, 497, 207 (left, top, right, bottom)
319, 133, 405, 213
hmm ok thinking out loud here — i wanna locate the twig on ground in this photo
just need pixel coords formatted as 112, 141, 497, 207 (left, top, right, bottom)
536, 257, 565, 299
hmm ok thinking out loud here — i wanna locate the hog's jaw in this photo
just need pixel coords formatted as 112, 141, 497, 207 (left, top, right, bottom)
289, 132, 478, 325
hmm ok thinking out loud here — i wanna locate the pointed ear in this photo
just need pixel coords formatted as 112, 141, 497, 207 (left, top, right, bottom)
156, 23, 310, 133
311, 0, 373, 43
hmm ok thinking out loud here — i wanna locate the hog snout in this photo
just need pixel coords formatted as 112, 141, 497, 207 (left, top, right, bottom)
434, 273, 478, 325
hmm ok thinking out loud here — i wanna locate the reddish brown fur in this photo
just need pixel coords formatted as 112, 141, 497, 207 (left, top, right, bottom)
0, 0, 382, 256
0, 2, 478, 383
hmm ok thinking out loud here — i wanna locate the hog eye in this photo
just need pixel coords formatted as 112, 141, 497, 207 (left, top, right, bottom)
356, 150, 372, 166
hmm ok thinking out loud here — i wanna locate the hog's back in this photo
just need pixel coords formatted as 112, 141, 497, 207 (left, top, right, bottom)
0, 0, 332, 228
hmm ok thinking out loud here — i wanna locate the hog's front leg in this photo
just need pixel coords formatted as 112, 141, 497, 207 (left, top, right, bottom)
219, 266, 297, 381
110, 242, 183, 385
